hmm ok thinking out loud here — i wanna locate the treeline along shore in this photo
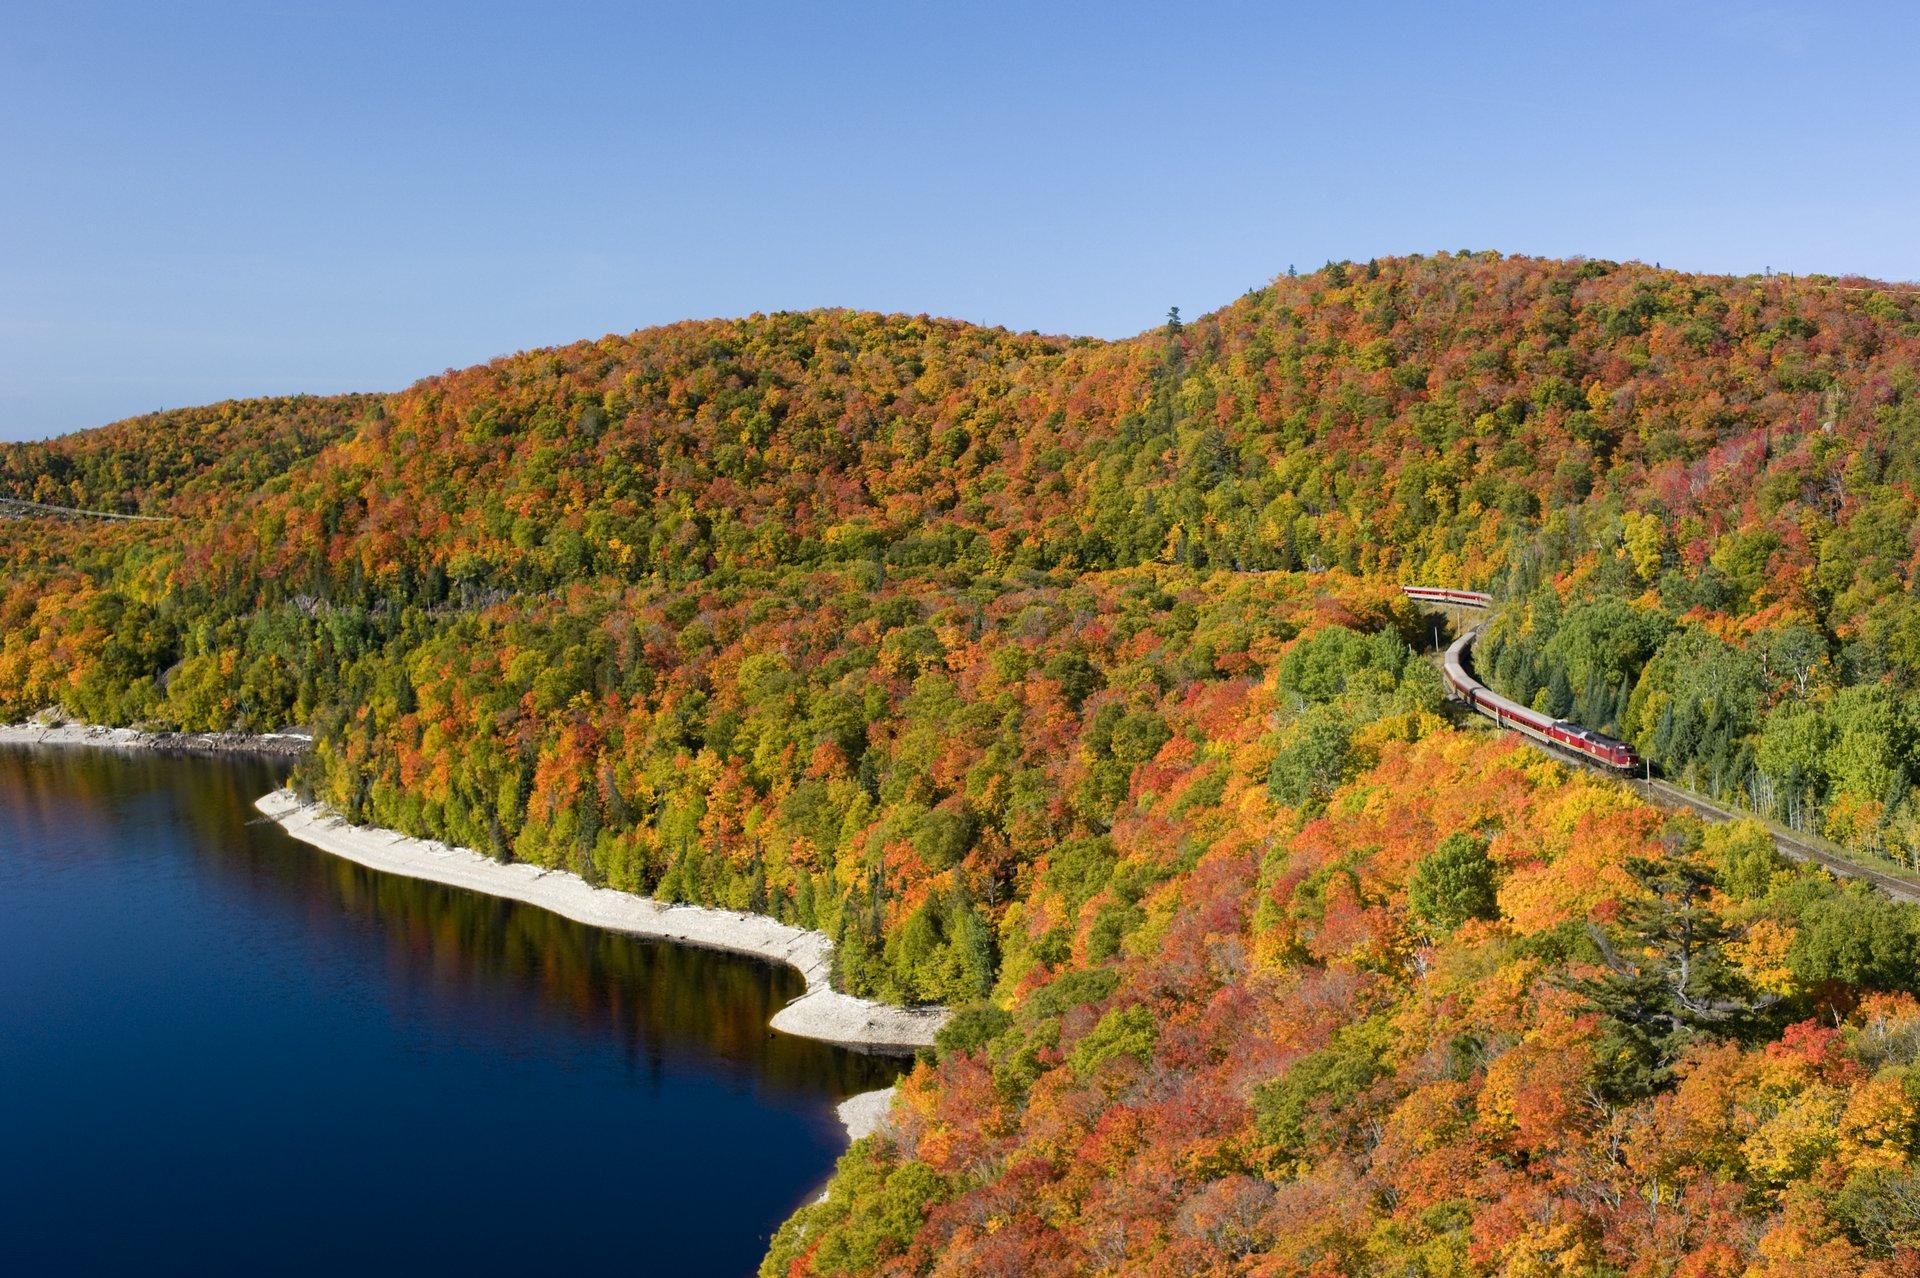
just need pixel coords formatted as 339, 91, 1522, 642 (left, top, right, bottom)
0, 718, 946, 1052
0, 724, 923, 1138
254, 789, 946, 1051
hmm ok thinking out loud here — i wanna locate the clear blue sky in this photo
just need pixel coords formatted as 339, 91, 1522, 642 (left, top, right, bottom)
4, 1, 1917, 441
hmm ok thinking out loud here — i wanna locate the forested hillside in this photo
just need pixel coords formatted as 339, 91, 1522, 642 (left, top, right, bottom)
0, 394, 372, 515
11, 252, 1920, 1271
776, 712, 1920, 1275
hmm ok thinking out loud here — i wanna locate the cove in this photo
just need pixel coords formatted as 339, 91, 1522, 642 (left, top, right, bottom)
0, 745, 901, 1276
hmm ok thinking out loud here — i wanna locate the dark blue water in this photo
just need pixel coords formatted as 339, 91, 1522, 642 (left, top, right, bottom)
0, 747, 899, 1276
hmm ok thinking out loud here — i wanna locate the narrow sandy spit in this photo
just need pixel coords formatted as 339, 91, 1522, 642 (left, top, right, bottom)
255, 790, 948, 1052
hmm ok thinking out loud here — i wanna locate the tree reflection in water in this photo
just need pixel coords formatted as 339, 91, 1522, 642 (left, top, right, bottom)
0, 744, 899, 1106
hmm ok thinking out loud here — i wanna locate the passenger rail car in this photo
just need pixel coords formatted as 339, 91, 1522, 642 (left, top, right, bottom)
1400, 585, 1494, 609
1400, 585, 1640, 773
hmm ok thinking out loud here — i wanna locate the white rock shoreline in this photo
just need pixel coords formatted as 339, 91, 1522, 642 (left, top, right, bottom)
4, 723, 920, 1157
0, 721, 313, 757
836, 1086, 896, 1144
254, 790, 949, 1053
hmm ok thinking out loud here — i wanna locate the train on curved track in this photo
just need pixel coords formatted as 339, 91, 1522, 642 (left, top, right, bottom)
1401, 585, 1640, 773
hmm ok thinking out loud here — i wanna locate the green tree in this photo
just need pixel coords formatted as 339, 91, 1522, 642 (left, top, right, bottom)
1267, 703, 1352, 812
1832, 1166, 1920, 1258
1407, 832, 1498, 933
1569, 837, 1778, 1100
1757, 702, 1832, 817
1787, 881, 1920, 994
1276, 625, 1413, 704
1069, 1004, 1158, 1075
1825, 683, 1913, 806
1544, 665, 1574, 718
1627, 627, 1761, 795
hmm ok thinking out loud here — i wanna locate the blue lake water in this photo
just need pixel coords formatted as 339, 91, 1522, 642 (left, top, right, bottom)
0, 746, 899, 1276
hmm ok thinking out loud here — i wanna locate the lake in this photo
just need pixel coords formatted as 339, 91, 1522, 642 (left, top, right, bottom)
0, 746, 900, 1276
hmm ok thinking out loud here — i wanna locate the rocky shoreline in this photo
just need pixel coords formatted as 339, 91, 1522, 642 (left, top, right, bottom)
0, 722, 313, 758
254, 789, 949, 1053
835, 1086, 897, 1143
3, 723, 917, 1155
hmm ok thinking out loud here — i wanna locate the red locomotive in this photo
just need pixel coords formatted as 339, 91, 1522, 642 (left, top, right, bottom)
1400, 585, 1641, 773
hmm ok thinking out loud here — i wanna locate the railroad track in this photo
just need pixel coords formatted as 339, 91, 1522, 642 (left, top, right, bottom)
0, 495, 172, 523
1403, 584, 1920, 905
1639, 778, 1920, 904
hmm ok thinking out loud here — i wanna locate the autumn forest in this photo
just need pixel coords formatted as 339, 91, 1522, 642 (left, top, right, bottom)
13, 252, 1920, 1274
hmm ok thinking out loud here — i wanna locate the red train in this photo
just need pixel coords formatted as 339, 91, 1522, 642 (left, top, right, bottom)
1400, 584, 1494, 609
1400, 585, 1641, 773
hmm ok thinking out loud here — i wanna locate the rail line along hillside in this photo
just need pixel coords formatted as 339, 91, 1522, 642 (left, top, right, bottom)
0, 495, 173, 523
1400, 584, 1639, 772
1402, 583, 1920, 905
